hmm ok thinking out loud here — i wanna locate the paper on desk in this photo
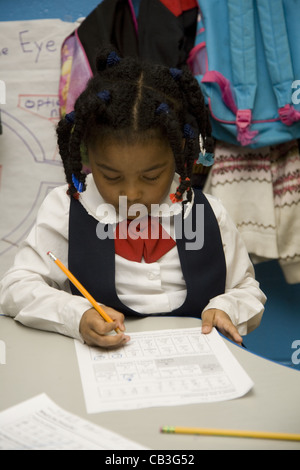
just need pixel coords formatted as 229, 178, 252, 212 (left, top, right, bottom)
0, 394, 147, 450
75, 327, 254, 414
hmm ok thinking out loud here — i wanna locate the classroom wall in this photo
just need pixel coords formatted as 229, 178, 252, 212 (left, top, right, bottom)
0, 0, 100, 22
1, 0, 299, 370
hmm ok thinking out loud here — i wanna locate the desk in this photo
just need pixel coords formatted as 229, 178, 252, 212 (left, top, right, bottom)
1, 315, 300, 450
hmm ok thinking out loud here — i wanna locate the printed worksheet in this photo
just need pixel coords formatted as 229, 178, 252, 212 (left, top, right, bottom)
75, 328, 254, 414
0, 394, 146, 450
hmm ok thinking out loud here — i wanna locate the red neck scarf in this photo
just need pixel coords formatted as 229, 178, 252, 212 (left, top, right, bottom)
114, 216, 176, 263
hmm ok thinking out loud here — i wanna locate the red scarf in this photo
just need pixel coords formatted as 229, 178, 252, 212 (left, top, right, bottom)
114, 217, 176, 263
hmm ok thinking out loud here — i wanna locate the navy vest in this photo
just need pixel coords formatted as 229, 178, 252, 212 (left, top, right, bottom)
68, 190, 226, 318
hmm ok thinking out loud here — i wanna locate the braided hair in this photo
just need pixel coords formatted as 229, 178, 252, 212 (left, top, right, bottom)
56, 46, 214, 202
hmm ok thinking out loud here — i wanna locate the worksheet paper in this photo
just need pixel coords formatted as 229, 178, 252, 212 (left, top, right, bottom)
75, 328, 254, 414
0, 394, 146, 450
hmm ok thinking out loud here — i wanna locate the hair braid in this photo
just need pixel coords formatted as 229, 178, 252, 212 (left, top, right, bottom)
68, 114, 87, 197
56, 117, 75, 189
179, 67, 214, 154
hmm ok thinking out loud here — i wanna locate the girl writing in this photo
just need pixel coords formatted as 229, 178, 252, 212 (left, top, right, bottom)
0, 48, 266, 348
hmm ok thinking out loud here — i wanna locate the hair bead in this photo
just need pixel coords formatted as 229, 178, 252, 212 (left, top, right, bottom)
197, 152, 215, 167
183, 124, 196, 139
72, 174, 84, 193
65, 111, 75, 123
179, 176, 191, 185
169, 190, 183, 203
155, 103, 170, 115
198, 134, 215, 167
97, 90, 111, 103
107, 51, 121, 67
170, 68, 183, 81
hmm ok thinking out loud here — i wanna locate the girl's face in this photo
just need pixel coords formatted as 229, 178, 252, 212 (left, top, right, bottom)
88, 137, 175, 219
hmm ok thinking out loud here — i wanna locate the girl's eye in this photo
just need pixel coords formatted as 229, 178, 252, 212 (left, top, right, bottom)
143, 174, 161, 182
102, 174, 121, 182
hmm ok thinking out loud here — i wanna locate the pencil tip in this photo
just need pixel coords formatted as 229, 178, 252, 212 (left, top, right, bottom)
47, 251, 56, 261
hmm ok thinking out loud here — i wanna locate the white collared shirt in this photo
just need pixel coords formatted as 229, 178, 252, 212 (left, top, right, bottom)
0, 174, 266, 340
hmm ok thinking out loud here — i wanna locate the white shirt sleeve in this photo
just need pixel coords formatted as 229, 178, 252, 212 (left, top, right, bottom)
202, 194, 266, 335
0, 186, 91, 342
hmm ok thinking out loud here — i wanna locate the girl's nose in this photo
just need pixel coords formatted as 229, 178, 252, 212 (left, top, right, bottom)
120, 185, 143, 204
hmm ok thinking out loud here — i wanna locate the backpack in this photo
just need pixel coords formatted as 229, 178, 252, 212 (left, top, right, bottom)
188, 0, 300, 148
59, 0, 198, 117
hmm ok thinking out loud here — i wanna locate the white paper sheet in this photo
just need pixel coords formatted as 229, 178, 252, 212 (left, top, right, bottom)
0, 394, 147, 450
75, 328, 254, 414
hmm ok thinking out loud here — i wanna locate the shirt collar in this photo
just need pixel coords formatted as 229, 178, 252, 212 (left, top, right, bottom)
79, 173, 194, 224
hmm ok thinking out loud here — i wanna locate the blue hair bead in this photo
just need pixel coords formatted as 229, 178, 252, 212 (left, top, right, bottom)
107, 51, 121, 67
197, 152, 215, 167
183, 124, 196, 139
156, 103, 170, 115
65, 111, 75, 123
72, 174, 84, 193
97, 90, 111, 103
170, 68, 183, 81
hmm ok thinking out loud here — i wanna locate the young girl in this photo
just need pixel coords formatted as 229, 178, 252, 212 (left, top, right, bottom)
0, 48, 266, 348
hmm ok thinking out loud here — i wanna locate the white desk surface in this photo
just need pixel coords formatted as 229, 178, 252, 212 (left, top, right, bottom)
1, 315, 300, 450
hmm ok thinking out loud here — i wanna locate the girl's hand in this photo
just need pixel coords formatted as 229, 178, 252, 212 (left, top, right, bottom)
79, 306, 130, 348
201, 308, 243, 345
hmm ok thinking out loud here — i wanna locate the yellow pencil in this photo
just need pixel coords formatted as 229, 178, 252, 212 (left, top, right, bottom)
161, 426, 300, 443
47, 251, 121, 334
